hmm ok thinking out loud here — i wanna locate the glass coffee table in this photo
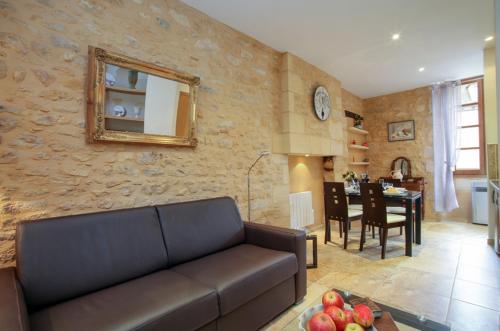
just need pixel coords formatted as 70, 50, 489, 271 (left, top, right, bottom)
281, 288, 451, 331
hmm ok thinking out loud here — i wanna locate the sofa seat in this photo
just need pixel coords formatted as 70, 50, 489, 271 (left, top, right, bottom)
30, 270, 219, 331
172, 244, 298, 316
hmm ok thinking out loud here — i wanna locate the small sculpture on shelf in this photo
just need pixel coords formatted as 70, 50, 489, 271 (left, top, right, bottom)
128, 70, 138, 89
360, 173, 370, 183
351, 139, 357, 145
362, 141, 368, 147
353, 114, 363, 129
113, 105, 127, 117
133, 106, 143, 118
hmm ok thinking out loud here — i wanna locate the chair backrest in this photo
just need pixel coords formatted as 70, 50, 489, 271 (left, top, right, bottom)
323, 182, 348, 221
360, 183, 387, 227
16, 207, 168, 311
156, 197, 245, 267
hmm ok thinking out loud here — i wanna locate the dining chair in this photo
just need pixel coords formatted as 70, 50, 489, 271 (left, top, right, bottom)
359, 183, 408, 259
324, 182, 363, 249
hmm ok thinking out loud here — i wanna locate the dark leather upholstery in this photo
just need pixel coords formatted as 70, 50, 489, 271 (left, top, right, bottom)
172, 244, 297, 316
16, 207, 168, 310
217, 278, 295, 331
30, 270, 218, 331
244, 222, 307, 303
2, 197, 306, 331
0, 267, 29, 331
156, 197, 245, 267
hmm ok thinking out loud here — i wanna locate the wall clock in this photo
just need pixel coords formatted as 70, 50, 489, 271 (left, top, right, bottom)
313, 86, 331, 121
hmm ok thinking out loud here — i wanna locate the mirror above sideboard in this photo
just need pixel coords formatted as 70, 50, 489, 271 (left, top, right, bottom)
86, 47, 200, 147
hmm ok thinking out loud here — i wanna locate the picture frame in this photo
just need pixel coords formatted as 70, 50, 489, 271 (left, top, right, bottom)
387, 120, 415, 142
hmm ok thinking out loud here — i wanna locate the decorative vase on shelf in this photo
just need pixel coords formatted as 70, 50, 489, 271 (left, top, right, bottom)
128, 70, 138, 89
133, 106, 142, 118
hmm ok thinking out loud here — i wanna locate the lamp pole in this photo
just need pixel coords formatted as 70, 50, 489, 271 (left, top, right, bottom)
247, 151, 270, 222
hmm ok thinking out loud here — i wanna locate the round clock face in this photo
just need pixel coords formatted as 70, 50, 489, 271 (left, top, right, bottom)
313, 86, 331, 121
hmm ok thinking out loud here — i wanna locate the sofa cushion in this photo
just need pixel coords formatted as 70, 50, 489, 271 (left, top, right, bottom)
16, 207, 167, 310
172, 244, 298, 316
30, 270, 219, 331
156, 197, 245, 267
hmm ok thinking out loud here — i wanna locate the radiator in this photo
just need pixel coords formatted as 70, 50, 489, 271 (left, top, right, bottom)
289, 191, 314, 230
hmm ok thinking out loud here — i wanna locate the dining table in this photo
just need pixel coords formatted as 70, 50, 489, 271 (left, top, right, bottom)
346, 189, 422, 257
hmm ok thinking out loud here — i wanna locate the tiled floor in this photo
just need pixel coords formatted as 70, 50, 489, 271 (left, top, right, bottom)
264, 221, 500, 331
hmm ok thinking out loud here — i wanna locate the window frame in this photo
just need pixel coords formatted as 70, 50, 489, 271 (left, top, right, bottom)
454, 76, 485, 176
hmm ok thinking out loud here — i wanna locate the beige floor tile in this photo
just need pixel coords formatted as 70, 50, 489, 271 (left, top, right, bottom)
456, 262, 500, 289
452, 279, 500, 311
446, 299, 500, 331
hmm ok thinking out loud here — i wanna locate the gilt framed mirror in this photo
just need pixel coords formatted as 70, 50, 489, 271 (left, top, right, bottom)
87, 47, 200, 147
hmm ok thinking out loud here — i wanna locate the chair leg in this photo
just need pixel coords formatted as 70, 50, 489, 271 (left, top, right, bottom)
372, 225, 375, 239
349, 221, 352, 230
381, 227, 389, 259
400, 226, 403, 235
343, 220, 348, 249
324, 219, 330, 244
379, 227, 382, 246
359, 223, 366, 251
339, 221, 343, 238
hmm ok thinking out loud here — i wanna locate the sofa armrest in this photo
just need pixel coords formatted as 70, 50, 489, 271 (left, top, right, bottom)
0, 267, 30, 331
244, 222, 306, 303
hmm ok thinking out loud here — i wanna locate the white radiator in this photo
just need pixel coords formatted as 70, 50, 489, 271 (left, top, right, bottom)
289, 191, 314, 230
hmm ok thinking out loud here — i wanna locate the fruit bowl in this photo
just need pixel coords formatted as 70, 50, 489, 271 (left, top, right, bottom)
299, 304, 378, 331
298, 304, 324, 331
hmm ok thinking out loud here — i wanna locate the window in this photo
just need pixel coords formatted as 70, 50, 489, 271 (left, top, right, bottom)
455, 77, 485, 175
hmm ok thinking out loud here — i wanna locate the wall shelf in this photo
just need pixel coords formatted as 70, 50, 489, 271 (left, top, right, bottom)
348, 144, 369, 151
349, 162, 370, 166
106, 86, 146, 95
105, 115, 144, 122
348, 127, 369, 135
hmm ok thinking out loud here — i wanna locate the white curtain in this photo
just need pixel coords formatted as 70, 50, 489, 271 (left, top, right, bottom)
432, 81, 460, 213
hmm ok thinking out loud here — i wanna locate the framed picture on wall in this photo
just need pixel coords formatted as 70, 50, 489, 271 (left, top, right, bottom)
387, 120, 415, 142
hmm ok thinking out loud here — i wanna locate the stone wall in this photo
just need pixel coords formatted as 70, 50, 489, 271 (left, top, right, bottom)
363, 87, 437, 219
274, 53, 345, 158
0, 0, 291, 266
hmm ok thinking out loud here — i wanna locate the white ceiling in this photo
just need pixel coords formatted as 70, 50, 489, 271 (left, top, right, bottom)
182, 0, 494, 98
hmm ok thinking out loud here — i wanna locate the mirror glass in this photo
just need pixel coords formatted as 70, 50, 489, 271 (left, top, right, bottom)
104, 64, 191, 137
393, 158, 410, 176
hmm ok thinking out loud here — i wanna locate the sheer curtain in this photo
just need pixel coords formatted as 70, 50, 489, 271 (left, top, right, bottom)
432, 81, 461, 213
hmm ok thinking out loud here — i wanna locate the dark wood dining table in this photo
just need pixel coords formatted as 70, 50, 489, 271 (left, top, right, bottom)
346, 190, 422, 257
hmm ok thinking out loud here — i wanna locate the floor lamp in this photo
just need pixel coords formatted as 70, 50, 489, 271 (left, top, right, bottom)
247, 151, 270, 222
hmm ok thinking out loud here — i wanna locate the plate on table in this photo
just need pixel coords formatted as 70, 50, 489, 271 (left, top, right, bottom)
383, 188, 407, 196
299, 304, 378, 331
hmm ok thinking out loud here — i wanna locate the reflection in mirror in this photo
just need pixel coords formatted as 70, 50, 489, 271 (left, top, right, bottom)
104, 64, 191, 138
392, 157, 411, 177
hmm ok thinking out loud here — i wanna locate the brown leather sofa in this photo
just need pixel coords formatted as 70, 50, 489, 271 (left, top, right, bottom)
0, 197, 306, 331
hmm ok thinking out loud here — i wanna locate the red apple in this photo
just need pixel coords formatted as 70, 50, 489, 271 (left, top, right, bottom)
343, 309, 354, 324
352, 304, 374, 328
308, 312, 336, 331
344, 323, 364, 331
324, 306, 348, 331
322, 290, 344, 309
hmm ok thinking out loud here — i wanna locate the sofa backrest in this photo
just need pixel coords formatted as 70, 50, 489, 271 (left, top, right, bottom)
16, 207, 168, 310
156, 197, 244, 267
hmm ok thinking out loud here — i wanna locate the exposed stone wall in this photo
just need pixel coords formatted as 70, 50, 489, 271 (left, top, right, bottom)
363, 87, 436, 219
274, 53, 345, 158
0, 0, 291, 266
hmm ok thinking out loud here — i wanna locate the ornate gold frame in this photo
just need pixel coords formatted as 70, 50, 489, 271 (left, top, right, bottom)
86, 46, 200, 147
